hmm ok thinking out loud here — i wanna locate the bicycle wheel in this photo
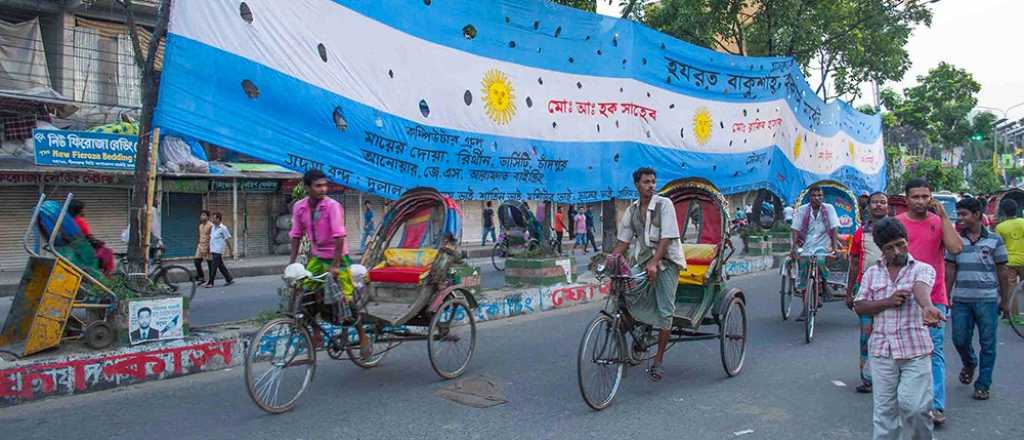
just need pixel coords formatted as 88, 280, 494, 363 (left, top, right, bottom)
428, 297, 477, 379
345, 326, 392, 369
244, 318, 316, 414
492, 242, 507, 272
804, 268, 817, 344
1009, 283, 1024, 340
780, 260, 794, 320
720, 297, 747, 377
577, 314, 624, 411
153, 265, 197, 302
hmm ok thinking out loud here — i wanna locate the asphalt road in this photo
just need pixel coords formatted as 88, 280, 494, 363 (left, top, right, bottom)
0, 253, 595, 327
4, 271, 1023, 439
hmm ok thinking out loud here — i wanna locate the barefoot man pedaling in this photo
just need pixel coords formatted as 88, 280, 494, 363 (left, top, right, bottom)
608, 167, 687, 382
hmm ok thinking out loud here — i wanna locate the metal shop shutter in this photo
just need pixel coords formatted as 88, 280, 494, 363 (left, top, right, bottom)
0, 186, 42, 273
161, 192, 203, 258
243, 192, 271, 257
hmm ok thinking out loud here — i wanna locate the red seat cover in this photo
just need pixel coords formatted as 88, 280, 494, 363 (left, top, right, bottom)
368, 266, 428, 284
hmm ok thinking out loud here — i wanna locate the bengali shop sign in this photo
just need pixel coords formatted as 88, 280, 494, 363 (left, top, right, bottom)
33, 129, 137, 170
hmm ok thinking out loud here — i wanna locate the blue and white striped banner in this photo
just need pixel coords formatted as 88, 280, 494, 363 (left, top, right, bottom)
154, 0, 885, 202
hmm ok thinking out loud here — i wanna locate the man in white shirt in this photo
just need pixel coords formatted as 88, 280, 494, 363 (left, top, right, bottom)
609, 167, 686, 382
205, 212, 234, 287
790, 185, 843, 319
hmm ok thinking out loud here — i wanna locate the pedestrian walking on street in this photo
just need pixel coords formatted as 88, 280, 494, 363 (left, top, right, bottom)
897, 177, 963, 426
194, 210, 213, 284
554, 206, 566, 254
945, 197, 1011, 401
359, 200, 375, 253
585, 205, 599, 253
847, 192, 890, 394
995, 199, 1024, 325
573, 207, 587, 253
482, 201, 496, 245
205, 212, 234, 287
854, 217, 945, 440
609, 167, 686, 382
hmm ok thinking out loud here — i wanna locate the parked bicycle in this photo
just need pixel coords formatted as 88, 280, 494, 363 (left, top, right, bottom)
116, 249, 197, 302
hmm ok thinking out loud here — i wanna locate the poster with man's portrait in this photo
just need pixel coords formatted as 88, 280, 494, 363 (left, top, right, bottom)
128, 298, 184, 345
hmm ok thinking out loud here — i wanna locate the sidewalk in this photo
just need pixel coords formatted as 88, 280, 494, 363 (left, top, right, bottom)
0, 252, 781, 407
0, 243, 505, 298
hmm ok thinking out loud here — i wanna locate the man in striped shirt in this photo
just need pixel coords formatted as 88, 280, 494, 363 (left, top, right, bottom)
854, 218, 945, 440
945, 197, 1011, 401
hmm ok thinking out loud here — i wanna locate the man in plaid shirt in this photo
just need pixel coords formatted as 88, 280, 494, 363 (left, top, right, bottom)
854, 218, 945, 440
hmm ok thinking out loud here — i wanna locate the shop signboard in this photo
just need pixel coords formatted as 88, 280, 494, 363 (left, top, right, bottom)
164, 179, 209, 193
33, 129, 137, 170
212, 179, 280, 193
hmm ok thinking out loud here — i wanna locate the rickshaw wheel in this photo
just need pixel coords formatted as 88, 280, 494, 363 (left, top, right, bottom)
577, 314, 624, 410
245, 318, 316, 414
84, 321, 115, 350
780, 260, 795, 320
491, 242, 508, 272
428, 297, 476, 379
720, 297, 747, 377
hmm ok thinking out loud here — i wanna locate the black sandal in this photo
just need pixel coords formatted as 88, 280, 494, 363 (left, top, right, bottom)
959, 366, 975, 385
646, 364, 664, 382
973, 388, 990, 400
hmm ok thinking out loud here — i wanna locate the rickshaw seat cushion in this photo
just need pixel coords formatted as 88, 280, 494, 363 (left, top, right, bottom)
678, 264, 710, 286
368, 266, 428, 284
368, 249, 438, 284
381, 248, 438, 268
681, 243, 717, 265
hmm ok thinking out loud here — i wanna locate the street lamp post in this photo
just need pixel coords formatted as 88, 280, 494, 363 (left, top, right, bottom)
977, 102, 1024, 185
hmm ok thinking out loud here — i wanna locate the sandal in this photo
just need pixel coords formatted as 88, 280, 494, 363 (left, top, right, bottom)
646, 364, 664, 382
973, 388, 990, 400
855, 382, 872, 394
359, 341, 374, 360
959, 366, 975, 385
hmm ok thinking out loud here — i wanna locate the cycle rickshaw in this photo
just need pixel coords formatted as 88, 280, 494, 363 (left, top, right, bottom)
244, 188, 479, 414
577, 178, 747, 410
491, 200, 546, 271
779, 180, 860, 343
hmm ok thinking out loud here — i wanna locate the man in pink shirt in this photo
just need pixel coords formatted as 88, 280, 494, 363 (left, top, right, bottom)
896, 178, 963, 425
573, 207, 588, 254
289, 169, 369, 358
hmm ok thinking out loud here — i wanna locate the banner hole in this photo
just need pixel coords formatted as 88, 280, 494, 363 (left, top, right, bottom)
241, 80, 259, 99
333, 107, 348, 132
239, 2, 254, 23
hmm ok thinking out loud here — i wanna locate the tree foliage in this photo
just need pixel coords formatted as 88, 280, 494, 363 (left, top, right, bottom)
896, 159, 964, 193
550, 0, 597, 12
891, 62, 981, 147
642, 0, 932, 101
968, 163, 1002, 195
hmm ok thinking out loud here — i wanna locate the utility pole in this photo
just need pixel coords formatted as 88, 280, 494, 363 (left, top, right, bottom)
120, 0, 171, 283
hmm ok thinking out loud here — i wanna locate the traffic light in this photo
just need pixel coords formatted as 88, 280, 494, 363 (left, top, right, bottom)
970, 133, 985, 142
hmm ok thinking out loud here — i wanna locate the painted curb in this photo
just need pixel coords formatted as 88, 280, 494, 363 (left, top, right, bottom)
0, 254, 778, 407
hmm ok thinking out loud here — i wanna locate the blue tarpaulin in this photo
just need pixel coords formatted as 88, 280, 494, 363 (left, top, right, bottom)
154, 0, 885, 203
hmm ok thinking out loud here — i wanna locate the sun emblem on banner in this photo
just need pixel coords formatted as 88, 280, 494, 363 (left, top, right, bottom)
793, 134, 802, 158
481, 69, 516, 125
692, 107, 713, 145
848, 141, 856, 161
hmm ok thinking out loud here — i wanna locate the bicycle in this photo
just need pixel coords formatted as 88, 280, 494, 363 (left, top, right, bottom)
115, 249, 198, 302
792, 248, 839, 344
